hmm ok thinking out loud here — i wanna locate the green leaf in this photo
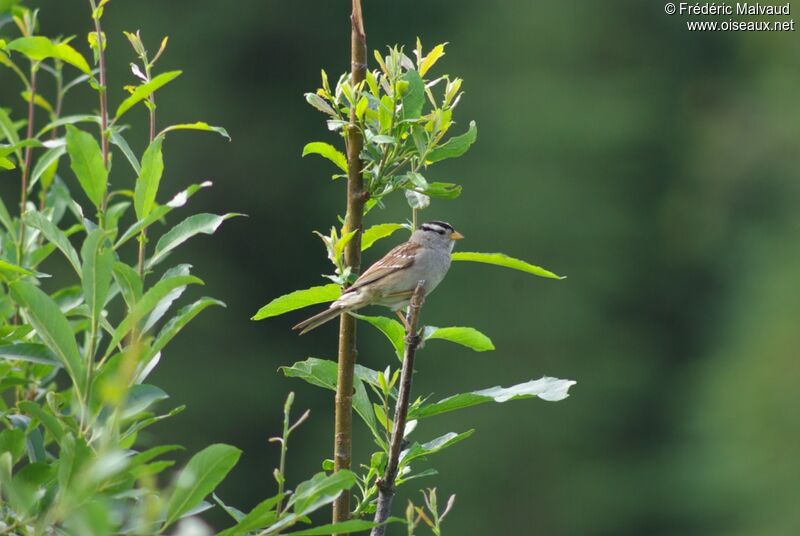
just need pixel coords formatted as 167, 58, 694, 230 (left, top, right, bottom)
37, 114, 100, 138
115, 70, 182, 120
426, 120, 477, 163
105, 275, 203, 356
0, 429, 25, 463
122, 384, 168, 420
81, 229, 114, 326
418, 43, 446, 76
115, 181, 212, 249
9, 281, 86, 398
112, 262, 142, 308
23, 211, 82, 275
147, 298, 225, 359
252, 284, 340, 320
7, 38, 92, 75
159, 122, 230, 140
65, 125, 107, 208
288, 470, 357, 514
401, 69, 425, 120
361, 223, 405, 251
423, 181, 462, 199
30, 145, 66, 191
0, 343, 59, 366
451, 251, 564, 279
109, 128, 141, 173
423, 326, 494, 352
400, 430, 473, 464
163, 443, 241, 529
302, 142, 347, 173
288, 519, 402, 535
353, 313, 405, 360
53, 42, 92, 75
410, 377, 577, 420
0, 155, 14, 170
147, 213, 240, 269
18, 400, 66, 444
133, 136, 164, 220
0, 259, 32, 278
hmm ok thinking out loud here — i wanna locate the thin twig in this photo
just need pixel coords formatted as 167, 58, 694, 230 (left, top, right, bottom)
16, 65, 37, 264
332, 0, 368, 529
371, 281, 427, 536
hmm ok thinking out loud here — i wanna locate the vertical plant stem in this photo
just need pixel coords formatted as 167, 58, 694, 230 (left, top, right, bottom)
91, 1, 110, 212
370, 282, 427, 536
16, 65, 38, 263
332, 0, 368, 529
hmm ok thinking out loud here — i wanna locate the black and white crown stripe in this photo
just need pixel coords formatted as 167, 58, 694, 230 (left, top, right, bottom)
420, 220, 454, 235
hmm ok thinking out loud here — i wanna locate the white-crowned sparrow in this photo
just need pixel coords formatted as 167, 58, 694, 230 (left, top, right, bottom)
293, 220, 464, 334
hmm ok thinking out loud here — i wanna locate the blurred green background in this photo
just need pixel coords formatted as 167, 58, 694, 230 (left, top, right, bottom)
3, 1, 800, 534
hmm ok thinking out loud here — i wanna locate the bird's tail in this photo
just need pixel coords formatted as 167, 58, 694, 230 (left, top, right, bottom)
292, 305, 346, 335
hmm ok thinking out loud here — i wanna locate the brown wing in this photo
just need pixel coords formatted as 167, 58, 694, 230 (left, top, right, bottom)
344, 241, 418, 293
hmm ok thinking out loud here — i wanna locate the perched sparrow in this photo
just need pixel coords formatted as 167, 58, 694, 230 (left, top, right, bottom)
293, 221, 464, 334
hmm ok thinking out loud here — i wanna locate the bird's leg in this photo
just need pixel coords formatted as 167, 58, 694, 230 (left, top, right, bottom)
395, 309, 410, 332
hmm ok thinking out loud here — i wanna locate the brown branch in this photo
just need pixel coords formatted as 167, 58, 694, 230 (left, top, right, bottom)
370, 281, 427, 536
332, 0, 368, 530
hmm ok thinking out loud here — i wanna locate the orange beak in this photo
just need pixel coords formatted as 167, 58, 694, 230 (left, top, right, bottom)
451, 231, 465, 241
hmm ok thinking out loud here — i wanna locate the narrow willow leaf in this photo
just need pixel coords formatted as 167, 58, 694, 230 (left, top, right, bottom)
352, 313, 405, 360
53, 42, 92, 75
426, 120, 477, 163
29, 145, 66, 191
21, 90, 54, 113
18, 401, 67, 444
23, 211, 82, 274
287, 470, 357, 513
0, 259, 32, 277
159, 122, 230, 140
147, 298, 224, 359
424, 181, 462, 199
410, 377, 577, 419
105, 275, 203, 356
112, 262, 142, 308
0, 343, 59, 366
252, 284, 340, 320
81, 229, 114, 326
423, 326, 495, 352
142, 264, 192, 332
115, 182, 212, 249
361, 223, 405, 251
123, 384, 169, 420
163, 444, 241, 529
147, 213, 240, 269
301, 142, 347, 173
65, 125, 107, 208
288, 518, 402, 535
0, 156, 15, 170
400, 430, 473, 464
115, 70, 182, 120
419, 43, 447, 76
451, 251, 564, 279
36, 114, 100, 138
133, 136, 164, 220
9, 281, 86, 398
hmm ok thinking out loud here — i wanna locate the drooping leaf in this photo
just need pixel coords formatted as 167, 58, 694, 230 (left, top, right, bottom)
163, 443, 241, 529
65, 125, 107, 208
252, 284, 340, 320
147, 213, 240, 268
159, 122, 230, 140
115, 70, 182, 120
302, 142, 348, 173
133, 136, 164, 220
141, 264, 192, 332
0, 259, 33, 278
6, 37, 91, 74
9, 281, 86, 398
81, 229, 114, 326
426, 120, 477, 163
423, 326, 494, 352
423, 181, 462, 199
147, 298, 225, 359
109, 128, 141, 173
29, 144, 66, 191
287, 519, 402, 536
410, 377, 577, 419
23, 211, 82, 275
361, 223, 405, 251
18, 400, 66, 444
451, 251, 564, 279
112, 262, 142, 308
122, 384, 169, 420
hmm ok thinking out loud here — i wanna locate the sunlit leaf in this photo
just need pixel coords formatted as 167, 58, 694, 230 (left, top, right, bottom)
451, 251, 564, 279
252, 284, 340, 320
400, 430, 473, 464
287, 518, 402, 535
361, 223, 405, 251
423, 326, 494, 352
418, 43, 447, 76
426, 120, 477, 163
353, 313, 405, 360
302, 141, 347, 173
159, 122, 230, 140
115, 70, 182, 120
401, 69, 425, 120
410, 377, 577, 419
